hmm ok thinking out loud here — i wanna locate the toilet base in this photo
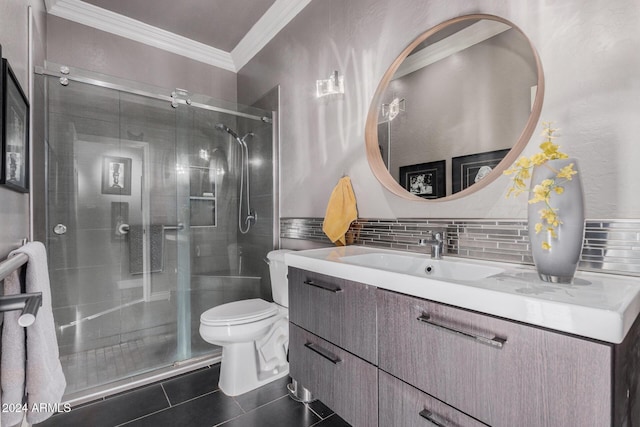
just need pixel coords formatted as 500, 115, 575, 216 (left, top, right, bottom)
218, 341, 289, 396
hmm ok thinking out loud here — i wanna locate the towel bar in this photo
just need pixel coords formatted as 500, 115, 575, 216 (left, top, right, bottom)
0, 249, 43, 327
0, 253, 29, 282
0, 292, 43, 327
118, 223, 185, 234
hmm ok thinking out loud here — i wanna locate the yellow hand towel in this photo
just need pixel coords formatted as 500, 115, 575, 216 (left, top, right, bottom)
322, 176, 358, 246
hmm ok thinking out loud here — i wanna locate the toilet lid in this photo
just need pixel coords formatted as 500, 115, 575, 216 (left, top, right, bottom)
200, 299, 279, 326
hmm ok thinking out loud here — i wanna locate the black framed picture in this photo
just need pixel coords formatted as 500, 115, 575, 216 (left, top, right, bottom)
452, 148, 510, 194
1, 58, 30, 193
399, 160, 446, 199
102, 155, 132, 195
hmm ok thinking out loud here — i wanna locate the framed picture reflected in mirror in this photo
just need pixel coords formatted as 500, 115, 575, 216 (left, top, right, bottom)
452, 149, 510, 194
399, 160, 446, 199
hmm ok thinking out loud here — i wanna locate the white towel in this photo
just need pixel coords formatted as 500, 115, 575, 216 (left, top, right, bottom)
1, 270, 26, 427
1, 242, 66, 425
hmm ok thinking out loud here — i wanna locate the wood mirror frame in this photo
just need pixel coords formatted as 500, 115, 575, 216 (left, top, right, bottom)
364, 14, 545, 202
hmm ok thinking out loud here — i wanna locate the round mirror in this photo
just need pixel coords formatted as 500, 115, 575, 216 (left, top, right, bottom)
365, 14, 544, 201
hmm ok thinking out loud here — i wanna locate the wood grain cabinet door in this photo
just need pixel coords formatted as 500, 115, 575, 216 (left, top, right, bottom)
288, 267, 377, 364
377, 290, 613, 427
289, 324, 378, 427
379, 370, 487, 427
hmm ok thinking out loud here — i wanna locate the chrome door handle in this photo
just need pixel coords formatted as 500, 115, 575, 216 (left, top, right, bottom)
117, 223, 130, 235
417, 314, 507, 349
419, 409, 448, 426
302, 279, 343, 293
304, 342, 342, 365
163, 223, 184, 231
53, 224, 67, 235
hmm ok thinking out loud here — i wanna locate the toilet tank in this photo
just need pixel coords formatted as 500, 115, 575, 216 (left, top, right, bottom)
267, 249, 294, 308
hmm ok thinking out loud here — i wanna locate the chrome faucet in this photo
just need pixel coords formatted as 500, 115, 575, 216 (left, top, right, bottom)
418, 232, 445, 259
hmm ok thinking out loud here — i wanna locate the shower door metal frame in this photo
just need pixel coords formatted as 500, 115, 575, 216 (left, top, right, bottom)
35, 62, 271, 123
37, 63, 279, 402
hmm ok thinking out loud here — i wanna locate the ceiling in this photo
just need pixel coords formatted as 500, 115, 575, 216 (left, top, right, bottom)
44, 0, 311, 72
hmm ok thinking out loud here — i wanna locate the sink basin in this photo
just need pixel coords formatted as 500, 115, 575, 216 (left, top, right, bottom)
340, 252, 505, 281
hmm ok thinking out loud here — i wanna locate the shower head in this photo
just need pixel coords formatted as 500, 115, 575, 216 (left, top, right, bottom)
214, 123, 239, 140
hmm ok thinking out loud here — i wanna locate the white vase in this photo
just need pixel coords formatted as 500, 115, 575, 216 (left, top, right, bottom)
527, 158, 585, 283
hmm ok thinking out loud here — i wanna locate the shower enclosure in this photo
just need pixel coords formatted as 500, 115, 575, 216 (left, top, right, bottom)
38, 64, 276, 400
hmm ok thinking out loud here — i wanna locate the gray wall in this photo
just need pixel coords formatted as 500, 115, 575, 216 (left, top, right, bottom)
0, 1, 47, 260
46, 15, 237, 102
237, 0, 640, 221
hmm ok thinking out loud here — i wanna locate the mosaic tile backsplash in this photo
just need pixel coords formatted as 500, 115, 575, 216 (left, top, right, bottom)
281, 218, 640, 277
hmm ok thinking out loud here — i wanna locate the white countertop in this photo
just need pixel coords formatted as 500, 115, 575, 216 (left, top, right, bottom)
285, 245, 640, 344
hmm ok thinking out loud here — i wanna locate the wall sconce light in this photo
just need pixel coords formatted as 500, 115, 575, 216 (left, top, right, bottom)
381, 97, 405, 121
316, 71, 344, 97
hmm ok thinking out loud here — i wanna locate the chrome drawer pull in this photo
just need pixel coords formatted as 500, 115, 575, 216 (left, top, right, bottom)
417, 314, 507, 349
419, 409, 447, 426
304, 342, 342, 365
303, 279, 343, 293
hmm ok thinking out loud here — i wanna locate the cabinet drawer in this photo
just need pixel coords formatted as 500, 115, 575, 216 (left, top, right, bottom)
378, 290, 612, 427
289, 324, 378, 427
288, 267, 377, 364
379, 370, 486, 427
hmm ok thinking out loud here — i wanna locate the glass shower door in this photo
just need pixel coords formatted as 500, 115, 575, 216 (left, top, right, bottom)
46, 78, 185, 397
43, 69, 275, 399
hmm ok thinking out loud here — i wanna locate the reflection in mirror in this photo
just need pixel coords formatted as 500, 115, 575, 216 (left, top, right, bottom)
366, 14, 544, 201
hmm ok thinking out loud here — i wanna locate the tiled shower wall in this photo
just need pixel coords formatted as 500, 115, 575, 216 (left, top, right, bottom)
281, 218, 640, 277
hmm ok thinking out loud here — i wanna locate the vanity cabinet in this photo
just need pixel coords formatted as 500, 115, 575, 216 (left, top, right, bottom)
288, 267, 378, 426
378, 290, 613, 426
379, 370, 486, 427
289, 324, 378, 427
288, 267, 640, 426
288, 267, 377, 364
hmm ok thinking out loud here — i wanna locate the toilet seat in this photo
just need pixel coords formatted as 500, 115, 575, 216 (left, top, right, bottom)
201, 298, 279, 326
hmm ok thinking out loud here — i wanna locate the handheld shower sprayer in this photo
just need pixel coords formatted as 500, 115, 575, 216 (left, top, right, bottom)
214, 123, 239, 139
214, 123, 256, 234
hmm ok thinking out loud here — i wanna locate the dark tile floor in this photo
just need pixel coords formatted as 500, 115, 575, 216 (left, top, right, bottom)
35, 364, 350, 427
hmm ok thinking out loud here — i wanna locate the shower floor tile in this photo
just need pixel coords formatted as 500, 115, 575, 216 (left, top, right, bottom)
35, 365, 349, 427
59, 333, 177, 396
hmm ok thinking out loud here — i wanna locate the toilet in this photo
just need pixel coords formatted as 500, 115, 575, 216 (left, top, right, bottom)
199, 249, 293, 396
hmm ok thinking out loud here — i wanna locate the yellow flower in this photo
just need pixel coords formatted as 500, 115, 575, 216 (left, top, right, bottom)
557, 163, 577, 180
539, 140, 556, 154
539, 208, 556, 224
528, 184, 550, 204
515, 156, 532, 169
530, 152, 547, 166
503, 167, 517, 176
504, 121, 576, 251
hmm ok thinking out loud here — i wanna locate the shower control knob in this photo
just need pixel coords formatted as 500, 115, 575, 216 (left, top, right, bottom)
53, 224, 67, 235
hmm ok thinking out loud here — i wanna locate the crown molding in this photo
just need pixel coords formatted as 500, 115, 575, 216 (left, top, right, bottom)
46, 0, 311, 73
231, 0, 312, 71
394, 20, 511, 79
